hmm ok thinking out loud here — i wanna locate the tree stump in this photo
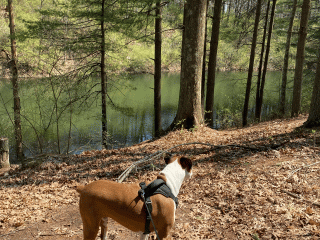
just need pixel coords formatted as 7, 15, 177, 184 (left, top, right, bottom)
0, 138, 10, 168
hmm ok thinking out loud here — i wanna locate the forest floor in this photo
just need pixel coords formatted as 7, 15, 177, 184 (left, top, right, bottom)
0, 115, 320, 240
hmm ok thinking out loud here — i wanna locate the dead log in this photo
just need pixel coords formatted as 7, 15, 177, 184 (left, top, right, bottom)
0, 138, 10, 168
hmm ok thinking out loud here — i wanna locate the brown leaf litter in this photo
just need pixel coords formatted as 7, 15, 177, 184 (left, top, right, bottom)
0, 115, 319, 239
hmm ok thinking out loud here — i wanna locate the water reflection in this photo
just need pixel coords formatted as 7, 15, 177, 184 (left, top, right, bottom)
0, 71, 294, 162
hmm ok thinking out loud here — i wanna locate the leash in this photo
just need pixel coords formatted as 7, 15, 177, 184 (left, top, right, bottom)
138, 180, 178, 240
140, 190, 161, 240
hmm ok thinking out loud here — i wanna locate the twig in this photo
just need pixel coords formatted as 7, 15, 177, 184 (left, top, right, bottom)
39, 232, 69, 236
282, 190, 320, 208
312, 202, 320, 208
287, 161, 320, 179
282, 189, 301, 199
213, 144, 261, 151
0, 227, 26, 237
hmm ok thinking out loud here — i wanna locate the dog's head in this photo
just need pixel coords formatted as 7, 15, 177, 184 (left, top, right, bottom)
159, 155, 192, 197
163, 155, 192, 179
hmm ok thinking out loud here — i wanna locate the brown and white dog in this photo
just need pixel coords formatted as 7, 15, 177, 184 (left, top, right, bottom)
76, 155, 192, 240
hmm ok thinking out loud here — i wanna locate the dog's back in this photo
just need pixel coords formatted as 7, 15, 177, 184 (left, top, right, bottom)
76, 155, 192, 239
77, 180, 175, 239
76, 185, 85, 193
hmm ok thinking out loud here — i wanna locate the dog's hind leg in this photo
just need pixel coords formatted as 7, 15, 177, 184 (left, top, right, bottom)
140, 233, 149, 240
82, 218, 99, 240
100, 217, 108, 240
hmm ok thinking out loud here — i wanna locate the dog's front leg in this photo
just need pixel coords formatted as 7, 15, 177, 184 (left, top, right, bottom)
140, 233, 149, 240
100, 217, 108, 240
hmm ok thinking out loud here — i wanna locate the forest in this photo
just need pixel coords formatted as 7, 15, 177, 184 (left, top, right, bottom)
0, 1, 320, 239
1, 0, 320, 163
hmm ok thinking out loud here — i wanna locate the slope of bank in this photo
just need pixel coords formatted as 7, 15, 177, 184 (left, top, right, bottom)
0, 115, 319, 239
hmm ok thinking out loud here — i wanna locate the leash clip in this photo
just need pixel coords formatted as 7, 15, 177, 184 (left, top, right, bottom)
141, 191, 145, 200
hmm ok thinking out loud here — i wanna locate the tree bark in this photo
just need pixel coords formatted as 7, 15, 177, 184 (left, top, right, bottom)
205, 0, 223, 127
201, 0, 210, 114
154, 1, 162, 138
304, 45, 320, 128
0, 138, 10, 168
7, 0, 24, 164
256, 0, 277, 121
291, 0, 311, 117
280, 0, 297, 117
242, 0, 262, 127
101, 0, 108, 148
170, 0, 207, 130
255, 0, 270, 121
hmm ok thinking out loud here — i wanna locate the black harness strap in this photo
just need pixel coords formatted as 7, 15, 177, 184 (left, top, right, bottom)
138, 182, 153, 235
138, 179, 178, 236
153, 183, 179, 207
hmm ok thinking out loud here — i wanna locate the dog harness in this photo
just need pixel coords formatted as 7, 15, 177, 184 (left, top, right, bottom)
138, 179, 178, 235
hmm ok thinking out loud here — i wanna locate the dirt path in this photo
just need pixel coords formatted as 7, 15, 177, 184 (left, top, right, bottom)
1, 115, 320, 239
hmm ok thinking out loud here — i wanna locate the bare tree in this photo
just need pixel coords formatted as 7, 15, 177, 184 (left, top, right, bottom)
7, 0, 24, 164
304, 45, 320, 128
255, 0, 277, 121
205, 0, 223, 127
201, 0, 209, 113
279, 0, 298, 117
291, 0, 311, 117
242, 0, 262, 126
154, 0, 162, 137
101, 0, 108, 148
255, 0, 270, 121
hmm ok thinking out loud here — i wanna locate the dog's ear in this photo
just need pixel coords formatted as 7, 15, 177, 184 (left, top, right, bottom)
179, 157, 192, 172
163, 153, 172, 164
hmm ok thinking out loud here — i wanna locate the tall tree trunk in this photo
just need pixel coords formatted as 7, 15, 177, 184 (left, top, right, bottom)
304, 45, 320, 128
7, 0, 24, 164
242, 0, 262, 127
0, 138, 10, 168
67, 91, 73, 154
256, 0, 277, 121
49, 78, 61, 154
170, 0, 207, 130
201, 0, 210, 114
101, 0, 107, 148
255, 0, 270, 121
291, 0, 311, 117
280, 0, 297, 117
154, 1, 162, 138
204, 0, 223, 127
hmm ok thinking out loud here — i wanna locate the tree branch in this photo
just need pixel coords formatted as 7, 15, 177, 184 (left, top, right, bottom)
117, 142, 261, 183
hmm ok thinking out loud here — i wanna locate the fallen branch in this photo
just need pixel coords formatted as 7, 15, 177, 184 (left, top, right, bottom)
39, 232, 69, 236
279, 160, 320, 208
0, 227, 26, 237
282, 189, 301, 199
117, 142, 261, 183
287, 161, 320, 179
312, 202, 320, 208
216, 144, 262, 151
117, 142, 214, 183
282, 189, 320, 208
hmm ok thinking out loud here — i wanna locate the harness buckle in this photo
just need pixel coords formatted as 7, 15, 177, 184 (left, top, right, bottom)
140, 191, 145, 199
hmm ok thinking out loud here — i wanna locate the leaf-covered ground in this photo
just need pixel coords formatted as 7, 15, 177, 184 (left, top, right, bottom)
0, 115, 319, 239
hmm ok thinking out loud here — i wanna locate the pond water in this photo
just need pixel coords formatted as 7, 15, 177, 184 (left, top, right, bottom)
0, 71, 294, 162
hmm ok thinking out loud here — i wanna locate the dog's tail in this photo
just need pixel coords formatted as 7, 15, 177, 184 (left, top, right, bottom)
76, 185, 85, 193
